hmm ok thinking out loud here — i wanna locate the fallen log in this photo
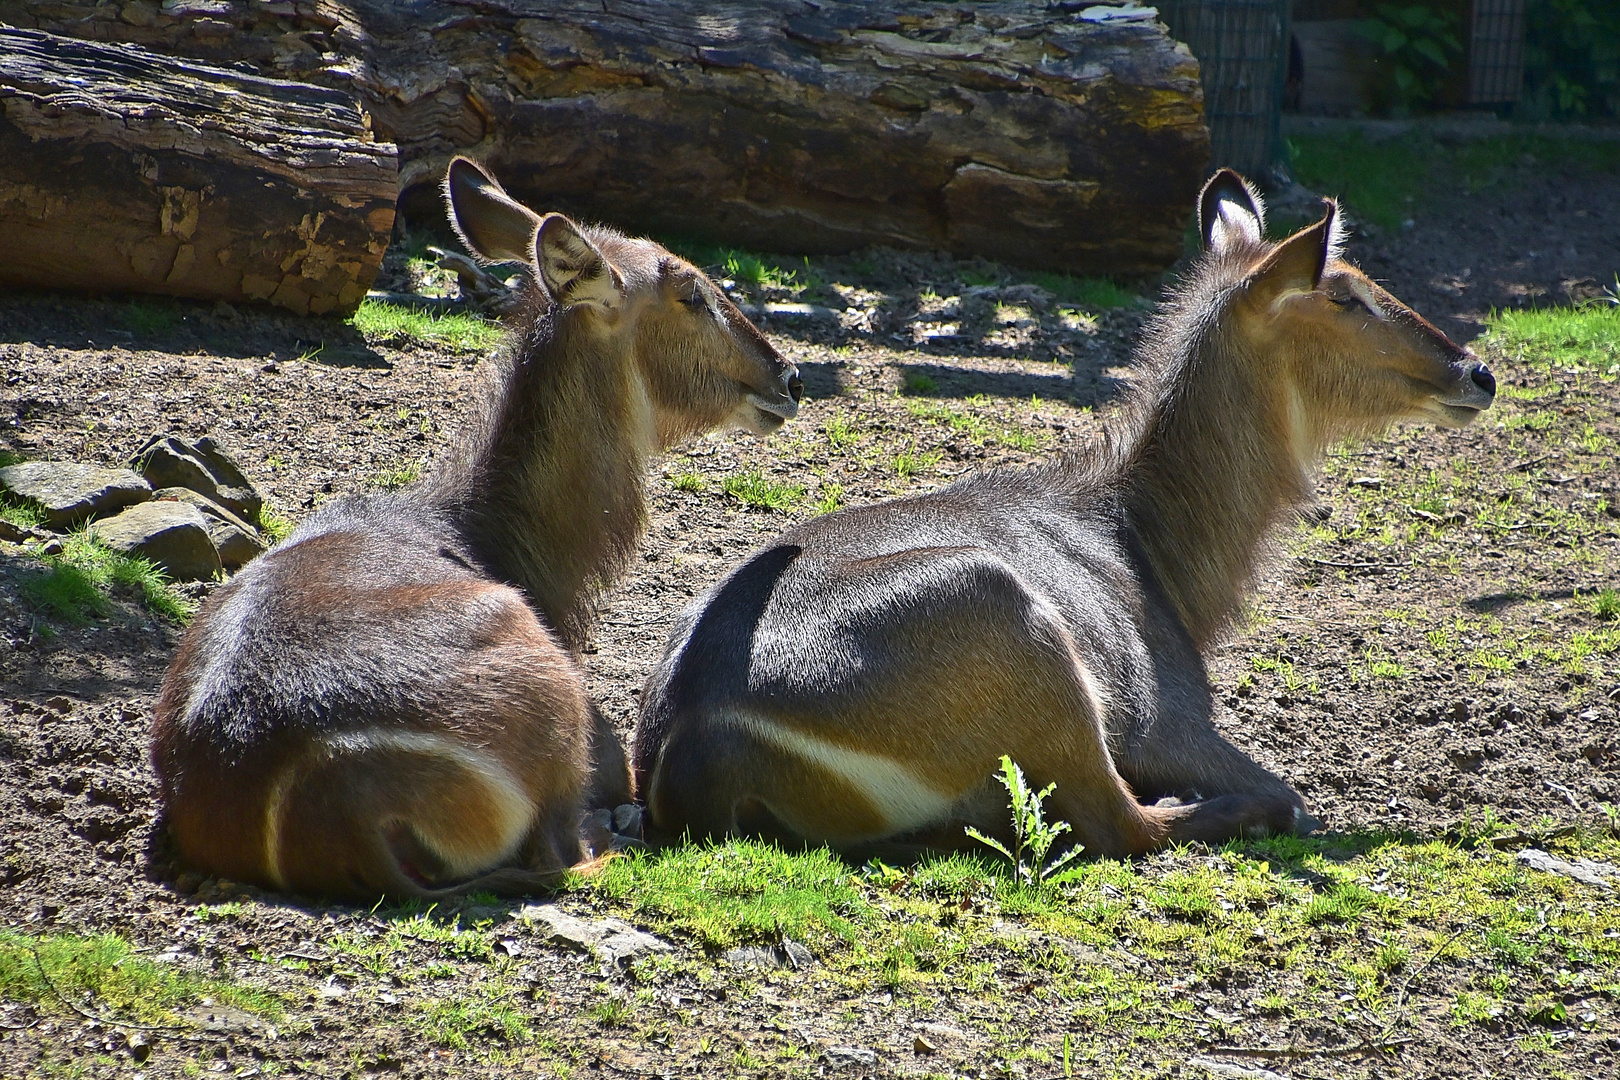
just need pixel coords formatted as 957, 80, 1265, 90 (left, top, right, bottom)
0, 27, 397, 315
5, 2, 1210, 279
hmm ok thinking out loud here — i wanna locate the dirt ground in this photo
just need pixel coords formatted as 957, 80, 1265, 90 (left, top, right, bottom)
2, 139, 1617, 1080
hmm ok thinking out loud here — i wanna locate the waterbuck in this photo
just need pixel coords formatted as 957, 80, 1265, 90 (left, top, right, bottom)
633, 170, 1495, 857
151, 157, 802, 900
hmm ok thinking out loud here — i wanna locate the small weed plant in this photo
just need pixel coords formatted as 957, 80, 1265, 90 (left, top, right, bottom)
965, 756, 1085, 887
722, 470, 805, 512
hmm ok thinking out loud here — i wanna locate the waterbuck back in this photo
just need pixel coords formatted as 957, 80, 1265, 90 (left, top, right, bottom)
632, 169, 1494, 858
151, 158, 801, 900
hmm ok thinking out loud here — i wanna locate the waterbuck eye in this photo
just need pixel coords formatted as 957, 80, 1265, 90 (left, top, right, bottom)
679, 283, 708, 309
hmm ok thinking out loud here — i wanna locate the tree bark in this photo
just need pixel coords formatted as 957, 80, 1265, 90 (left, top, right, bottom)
0, 27, 397, 315
2, 2, 1210, 278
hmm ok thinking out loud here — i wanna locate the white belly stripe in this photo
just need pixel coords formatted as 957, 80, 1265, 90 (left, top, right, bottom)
720, 711, 957, 834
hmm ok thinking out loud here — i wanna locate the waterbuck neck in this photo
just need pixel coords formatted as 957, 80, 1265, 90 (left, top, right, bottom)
427, 303, 656, 650
1120, 296, 1315, 650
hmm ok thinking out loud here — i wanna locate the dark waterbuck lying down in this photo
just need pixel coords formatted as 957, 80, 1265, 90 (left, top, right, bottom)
151, 157, 801, 900
634, 171, 1496, 857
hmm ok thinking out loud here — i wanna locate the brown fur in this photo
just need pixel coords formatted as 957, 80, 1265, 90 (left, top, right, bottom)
151, 158, 800, 900
633, 170, 1496, 859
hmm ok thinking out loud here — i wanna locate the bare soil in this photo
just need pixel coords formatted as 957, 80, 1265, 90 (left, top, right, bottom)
1, 151, 1617, 1079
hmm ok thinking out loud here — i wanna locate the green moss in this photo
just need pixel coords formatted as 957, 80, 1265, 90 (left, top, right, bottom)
350, 300, 503, 352
0, 930, 283, 1026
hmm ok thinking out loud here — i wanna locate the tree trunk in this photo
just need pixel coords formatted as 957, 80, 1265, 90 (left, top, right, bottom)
2, 2, 1210, 278
0, 27, 397, 315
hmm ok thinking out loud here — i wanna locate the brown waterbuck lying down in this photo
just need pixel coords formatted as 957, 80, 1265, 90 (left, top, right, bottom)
634, 170, 1495, 857
151, 157, 802, 900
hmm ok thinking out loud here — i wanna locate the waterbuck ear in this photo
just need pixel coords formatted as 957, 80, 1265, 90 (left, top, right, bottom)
443, 157, 543, 265
1198, 168, 1266, 252
1245, 201, 1336, 306
536, 214, 624, 311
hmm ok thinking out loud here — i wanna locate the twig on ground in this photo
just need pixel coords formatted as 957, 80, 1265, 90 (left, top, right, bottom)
1300, 557, 1410, 571
1509, 454, 1552, 472
1490, 824, 1579, 849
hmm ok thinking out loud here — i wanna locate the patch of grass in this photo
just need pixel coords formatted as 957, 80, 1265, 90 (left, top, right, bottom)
1592, 587, 1620, 622
0, 930, 282, 1026
255, 504, 295, 543
581, 841, 874, 950
414, 982, 532, 1049
824, 412, 859, 450
903, 372, 938, 395
18, 531, 192, 624
1483, 303, 1620, 378
1024, 273, 1138, 311
350, 300, 503, 352
122, 299, 179, 335
722, 470, 805, 512
0, 493, 45, 531
1289, 132, 1620, 231
371, 460, 423, 491
670, 470, 705, 493
892, 447, 942, 479
813, 482, 845, 515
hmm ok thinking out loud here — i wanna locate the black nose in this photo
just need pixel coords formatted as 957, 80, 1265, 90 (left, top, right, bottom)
1470, 363, 1496, 397
787, 371, 803, 403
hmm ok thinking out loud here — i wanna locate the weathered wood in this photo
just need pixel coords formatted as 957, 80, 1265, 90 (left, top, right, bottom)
0, 27, 397, 315
3, 2, 1211, 277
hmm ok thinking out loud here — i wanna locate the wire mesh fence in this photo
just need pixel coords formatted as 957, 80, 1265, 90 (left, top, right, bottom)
1156, 0, 1291, 177
1468, 0, 1525, 106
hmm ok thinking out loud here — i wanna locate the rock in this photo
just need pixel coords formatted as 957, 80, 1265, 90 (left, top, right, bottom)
516, 904, 672, 968
0, 518, 53, 544
1188, 1057, 1291, 1080
611, 803, 643, 838
191, 436, 264, 520
724, 939, 815, 971
1517, 849, 1617, 890
821, 1046, 878, 1070
151, 487, 267, 569
0, 462, 151, 528
133, 435, 264, 521
89, 501, 222, 581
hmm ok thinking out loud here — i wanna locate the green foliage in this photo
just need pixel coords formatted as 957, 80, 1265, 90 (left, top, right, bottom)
350, 300, 502, 352
1591, 587, 1620, 622
722, 470, 805, 511
255, 504, 296, 543
583, 841, 872, 949
964, 756, 1085, 887
1483, 303, 1620, 378
1521, 0, 1620, 119
813, 481, 845, 514
1288, 133, 1620, 230
670, 470, 705, 493
371, 460, 423, 491
18, 532, 192, 624
0, 930, 281, 1025
0, 492, 46, 531
1355, 3, 1463, 114
1024, 273, 1138, 311
122, 299, 179, 335
903, 372, 938, 395
823, 412, 859, 450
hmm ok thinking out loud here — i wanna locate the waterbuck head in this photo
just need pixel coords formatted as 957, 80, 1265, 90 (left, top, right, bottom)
443, 157, 801, 444
1198, 169, 1495, 447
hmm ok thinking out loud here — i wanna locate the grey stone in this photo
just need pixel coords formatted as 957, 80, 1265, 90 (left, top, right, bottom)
1517, 848, 1617, 889
612, 803, 643, 837
0, 518, 52, 544
1189, 1057, 1291, 1080
516, 904, 672, 967
151, 487, 269, 570
133, 435, 263, 521
821, 1046, 878, 1069
0, 462, 151, 528
724, 939, 815, 971
89, 501, 222, 581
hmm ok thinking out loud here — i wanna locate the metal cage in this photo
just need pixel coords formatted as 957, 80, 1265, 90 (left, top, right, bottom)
1156, 0, 1292, 177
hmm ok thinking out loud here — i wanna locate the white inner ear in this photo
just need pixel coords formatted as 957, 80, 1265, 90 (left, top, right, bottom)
539, 226, 622, 311
1326, 209, 1349, 264
1211, 200, 1263, 249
